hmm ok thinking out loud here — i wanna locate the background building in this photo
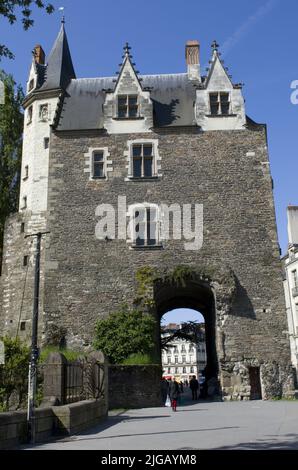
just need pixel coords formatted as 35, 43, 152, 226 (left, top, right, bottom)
282, 206, 298, 383
161, 323, 206, 381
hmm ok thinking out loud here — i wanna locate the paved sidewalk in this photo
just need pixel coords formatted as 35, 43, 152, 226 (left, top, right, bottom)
24, 392, 298, 450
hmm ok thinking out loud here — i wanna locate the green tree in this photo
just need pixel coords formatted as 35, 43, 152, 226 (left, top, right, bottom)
0, 336, 30, 411
0, 70, 24, 270
94, 307, 157, 364
0, 0, 54, 59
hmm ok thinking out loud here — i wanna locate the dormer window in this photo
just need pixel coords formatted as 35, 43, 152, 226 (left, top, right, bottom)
28, 79, 34, 92
118, 95, 138, 118
209, 92, 230, 115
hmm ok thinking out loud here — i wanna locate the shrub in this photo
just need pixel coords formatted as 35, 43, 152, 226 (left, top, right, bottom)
94, 307, 157, 364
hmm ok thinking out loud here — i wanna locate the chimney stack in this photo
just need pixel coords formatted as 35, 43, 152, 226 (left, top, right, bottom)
34, 45, 45, 65
287, 206, 298, 246
185, 40, 200, 81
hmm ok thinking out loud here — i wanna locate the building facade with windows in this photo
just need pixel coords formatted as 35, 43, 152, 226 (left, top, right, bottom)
282, 206, 298, 382
0, 23, 295, 399
161, 323, 206, 381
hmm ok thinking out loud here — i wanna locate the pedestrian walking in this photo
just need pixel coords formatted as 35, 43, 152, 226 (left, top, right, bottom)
169, 377, 180, 411
161, 377, 169, 405
189, 375, 199, 400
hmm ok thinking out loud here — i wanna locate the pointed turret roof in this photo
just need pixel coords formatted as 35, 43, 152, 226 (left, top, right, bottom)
41, 22, 76, 91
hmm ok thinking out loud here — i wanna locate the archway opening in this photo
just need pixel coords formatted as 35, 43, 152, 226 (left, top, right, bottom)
154, 278, 219, 396
161, 308, 206, 384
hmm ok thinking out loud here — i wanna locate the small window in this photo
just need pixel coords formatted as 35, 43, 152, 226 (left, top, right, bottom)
183, 367, 186, 374
175, 368, 178, 374
175, 356, 178, 364
39, 104, 48, 121
23, 165, 29, 180
27, 106, 33, 124
190, 366, 194, 373
21, 196, 27, 210
44, 137, 49, 149
20, 223, 25, 234
118, 95, 138, 118
23, 256, 28, 267
28, 79, 34, 92
209, 92, 230, 115
182, 355, 186, 363
167, 356, 171, 364
132, 143, 154, 178
167, 367, 171, 374
92, 151, 105, 179
20, 321, 26, 331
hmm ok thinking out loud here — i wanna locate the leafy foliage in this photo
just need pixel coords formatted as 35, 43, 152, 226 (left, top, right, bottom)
161, 321, 205, 351
94, 307, 157, 364
0, 0, 54, 59
0, 336, 30, 411
0, 70, 23, 270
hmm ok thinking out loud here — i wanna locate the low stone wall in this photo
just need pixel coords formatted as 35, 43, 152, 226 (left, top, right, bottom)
109, 365, 162, 409
0, 399, 107, 450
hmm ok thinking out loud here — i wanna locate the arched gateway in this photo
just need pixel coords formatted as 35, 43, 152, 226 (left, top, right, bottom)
135, 265, 294, 400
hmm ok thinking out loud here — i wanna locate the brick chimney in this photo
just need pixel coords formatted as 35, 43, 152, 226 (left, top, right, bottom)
34, 45, 45, 65
185, 40, 200, 81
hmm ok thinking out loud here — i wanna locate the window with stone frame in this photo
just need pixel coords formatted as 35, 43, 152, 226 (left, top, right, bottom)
27, 106, 33, 124
131, 143, 155, 178
183, 367, 186, 373
28, 79, 34, 92
190, 366, 194, 373
39, 103, 49, 122
117, 94, 138, 118
130, 205, 159, 247
92, 151, 105, 179
21, 196, 27, 210
209, 92, 230, 115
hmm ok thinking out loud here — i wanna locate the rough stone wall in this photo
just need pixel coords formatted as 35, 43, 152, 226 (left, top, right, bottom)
108, 365, 162, 409
0, 211, 47, 341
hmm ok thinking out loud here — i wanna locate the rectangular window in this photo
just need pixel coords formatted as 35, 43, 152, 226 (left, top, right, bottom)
167, 367, 171, 374
92, 151, 105, 178
175, 356, 178, 364
190, 366, 194, 373
167, 357, 171, 364
21, 223, 25, 234
28, 79, 34, 92
20, 321, 26, 331
183, 367, 186, 374
23, 256, 28, 267
27, 106, 33, 124
292, 270, 298, 288
44, 137, 50, 149
209, 92, 230, 115
132, 206, 158, 247
23, 165, 29, 180
118, 95, 138, 118
182, 355, 186, 363
22, 196, 27, 210
132, 143, 154, 178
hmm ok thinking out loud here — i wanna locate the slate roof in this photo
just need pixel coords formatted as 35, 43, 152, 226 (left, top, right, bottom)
56, 73, 198, 131
40, 23, 76, 92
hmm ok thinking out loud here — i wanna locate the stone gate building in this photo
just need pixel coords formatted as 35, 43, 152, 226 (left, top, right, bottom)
0, 22, 295, 399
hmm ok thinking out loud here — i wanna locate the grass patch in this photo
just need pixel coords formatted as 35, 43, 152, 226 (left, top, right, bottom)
39, 346, 86, 363
120, 353, 154, 365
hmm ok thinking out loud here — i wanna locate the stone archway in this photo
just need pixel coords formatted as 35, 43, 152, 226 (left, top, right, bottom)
134, 264, 237, 399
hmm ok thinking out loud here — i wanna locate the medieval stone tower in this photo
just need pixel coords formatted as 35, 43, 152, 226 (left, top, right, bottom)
0, 23, 295, 399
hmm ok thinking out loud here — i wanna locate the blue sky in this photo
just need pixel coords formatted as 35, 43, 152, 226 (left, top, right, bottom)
0, 0, 297, 258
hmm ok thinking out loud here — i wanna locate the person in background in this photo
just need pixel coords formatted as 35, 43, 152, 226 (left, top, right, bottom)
161, 377, 169, 406
189, 375, 199, 400
169, 377, 180, 411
